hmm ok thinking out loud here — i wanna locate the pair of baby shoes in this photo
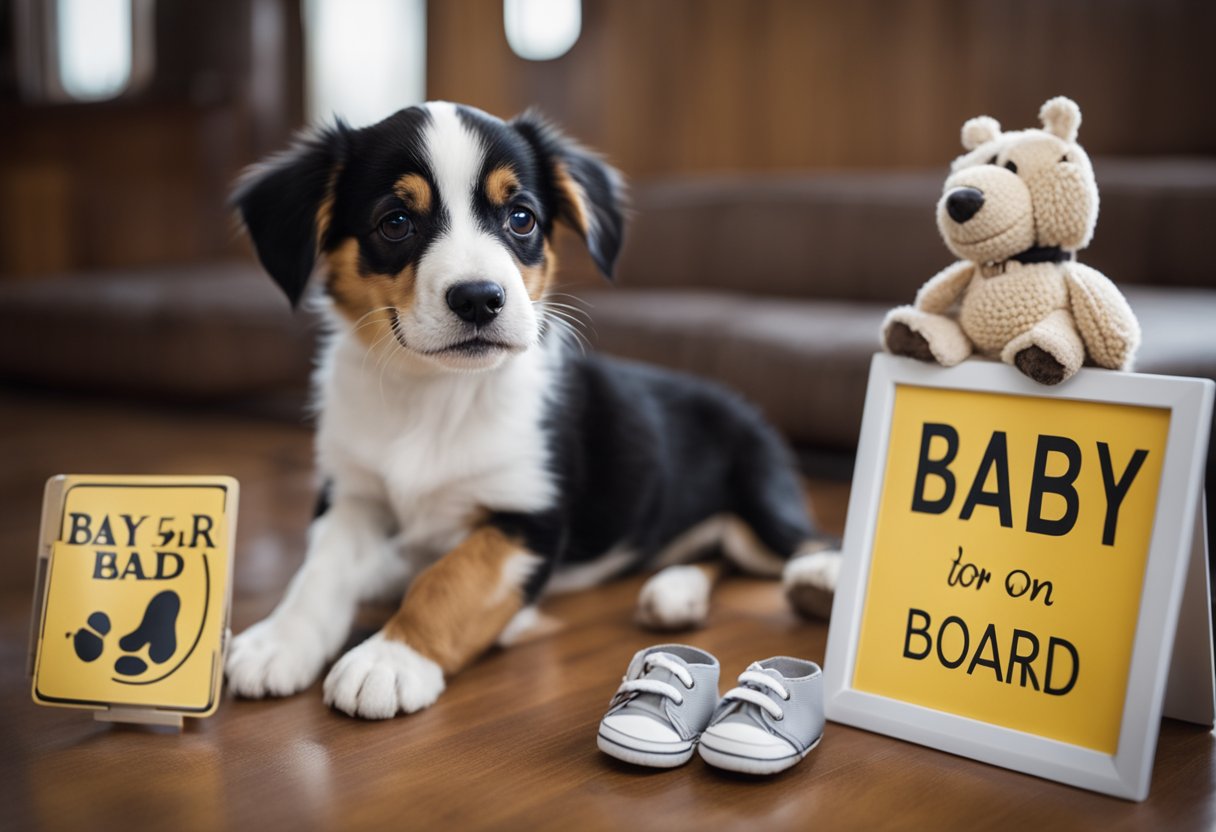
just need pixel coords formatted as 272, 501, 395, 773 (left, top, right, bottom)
596, 643, 823, 775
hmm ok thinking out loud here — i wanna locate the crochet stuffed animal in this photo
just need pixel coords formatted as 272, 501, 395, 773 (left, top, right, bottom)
882, 96, 1140, 385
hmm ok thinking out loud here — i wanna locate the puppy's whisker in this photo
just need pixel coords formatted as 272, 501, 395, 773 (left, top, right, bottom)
538, 301, 597, 341
370, 324, 404, 406
351, 306, 396, 333
358, 308, 399, 375
546, 288, 594, 307
543, 301, 593, 322
558, 321, 591, 356
537, 300, 587, 324
547, 309, 587, 330
539, 307, 590, 355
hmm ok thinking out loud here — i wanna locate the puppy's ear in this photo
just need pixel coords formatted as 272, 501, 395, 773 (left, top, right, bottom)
231, 124, 348, 306
511, 111, 626, 280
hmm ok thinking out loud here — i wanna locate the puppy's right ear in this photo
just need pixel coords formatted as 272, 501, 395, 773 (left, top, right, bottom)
231, 124, 348, 306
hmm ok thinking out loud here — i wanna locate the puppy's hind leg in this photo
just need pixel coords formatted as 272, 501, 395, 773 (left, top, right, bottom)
727, 425, 843, 620
783, 544, 843, 621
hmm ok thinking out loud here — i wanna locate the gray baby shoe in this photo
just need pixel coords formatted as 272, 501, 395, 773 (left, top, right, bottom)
698, 657, 824, 774
597, 644, 720, 768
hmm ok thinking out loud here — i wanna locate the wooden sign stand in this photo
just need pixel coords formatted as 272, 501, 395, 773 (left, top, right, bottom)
824, 355, 1214, 801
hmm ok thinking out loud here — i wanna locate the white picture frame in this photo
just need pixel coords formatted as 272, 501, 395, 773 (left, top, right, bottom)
823, 354, 1213, 801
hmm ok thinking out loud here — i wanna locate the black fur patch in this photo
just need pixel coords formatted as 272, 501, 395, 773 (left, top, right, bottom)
231, 124, 349, 306
491, 354, 822, 603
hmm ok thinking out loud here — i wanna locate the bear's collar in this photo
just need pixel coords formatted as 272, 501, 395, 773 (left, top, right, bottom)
1009, 245, 1072, 265
980, 245, 1074, 278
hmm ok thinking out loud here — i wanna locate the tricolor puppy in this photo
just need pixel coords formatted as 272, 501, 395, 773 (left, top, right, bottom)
226, 102, 840, 719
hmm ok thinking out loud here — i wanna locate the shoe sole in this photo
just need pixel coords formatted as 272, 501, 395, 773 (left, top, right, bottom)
597, 731, 696, 768
698, 734, 822, 775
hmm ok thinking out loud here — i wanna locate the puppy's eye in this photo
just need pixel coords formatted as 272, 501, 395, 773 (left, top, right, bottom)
1004, 160, 1018, 174
1060, 154, 1070, 163
378, 210, 414, 242
508, 207, 537, 237
987, 155, 999, 166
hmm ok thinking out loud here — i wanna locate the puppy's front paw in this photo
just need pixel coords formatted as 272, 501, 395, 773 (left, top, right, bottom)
636, 565, 710, 630
323, 633, 445, 719
783, 551, 842, 620
226, 616, 327, 699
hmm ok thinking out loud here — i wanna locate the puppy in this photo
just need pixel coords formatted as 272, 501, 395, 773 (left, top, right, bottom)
226, 102, 840, 719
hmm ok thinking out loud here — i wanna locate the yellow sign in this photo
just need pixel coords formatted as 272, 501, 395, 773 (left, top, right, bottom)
852, 384, 1169, 753
31, 475, 237, 719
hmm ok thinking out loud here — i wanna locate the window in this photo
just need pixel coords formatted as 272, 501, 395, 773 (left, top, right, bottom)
56, 0, 133, 100
13, 0, 154, 103
504, 0, 581, 61
303, 0, 427, 127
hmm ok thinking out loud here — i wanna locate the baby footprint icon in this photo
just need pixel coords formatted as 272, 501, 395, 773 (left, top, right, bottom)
71, 612, 111, 662
69, 593, 182, 676
114, 590, 181, 676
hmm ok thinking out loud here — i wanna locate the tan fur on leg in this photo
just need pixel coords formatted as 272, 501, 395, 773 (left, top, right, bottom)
383, 527, 541, 674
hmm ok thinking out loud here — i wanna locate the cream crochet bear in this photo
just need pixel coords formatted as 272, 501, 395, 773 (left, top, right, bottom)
882, 96, 1140, 385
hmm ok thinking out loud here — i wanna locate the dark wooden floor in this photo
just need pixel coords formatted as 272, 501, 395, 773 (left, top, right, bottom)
1, 389, 1213, 831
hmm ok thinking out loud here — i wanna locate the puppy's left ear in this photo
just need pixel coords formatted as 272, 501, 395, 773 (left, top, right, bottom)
512, 111, 626, 280
231, 123, 349, 306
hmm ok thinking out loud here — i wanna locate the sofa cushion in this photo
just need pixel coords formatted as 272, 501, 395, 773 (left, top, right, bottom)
612, 158, 1216, 302
0, 262, 314, 398
578, 285, 1216, 449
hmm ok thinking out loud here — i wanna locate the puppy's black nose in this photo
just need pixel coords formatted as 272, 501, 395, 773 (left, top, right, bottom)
945, 187, 985, 224
446, 281, 505, 326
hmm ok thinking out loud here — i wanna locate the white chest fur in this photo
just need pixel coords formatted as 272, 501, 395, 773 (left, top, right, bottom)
312, 327, 558, 557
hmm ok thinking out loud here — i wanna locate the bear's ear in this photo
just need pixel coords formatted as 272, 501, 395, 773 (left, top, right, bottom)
961, 116, 1001, 151
511, 110, 626, 280
1039, 96, 1081, 143
231, 123, 349, 306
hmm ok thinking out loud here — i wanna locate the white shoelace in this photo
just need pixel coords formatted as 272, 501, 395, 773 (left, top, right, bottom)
612, 652, 694, 706
721, 669, 789, 720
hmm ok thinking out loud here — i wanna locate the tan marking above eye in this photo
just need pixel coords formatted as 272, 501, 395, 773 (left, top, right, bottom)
393, 173, 433, 214
485, 165, 521, 206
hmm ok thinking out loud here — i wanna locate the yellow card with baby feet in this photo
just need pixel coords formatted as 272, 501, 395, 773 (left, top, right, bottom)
30, 475, 237, 726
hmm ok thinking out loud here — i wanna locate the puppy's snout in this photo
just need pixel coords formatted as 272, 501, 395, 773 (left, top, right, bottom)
945, 187, 985, 224
447, 280, 506, 326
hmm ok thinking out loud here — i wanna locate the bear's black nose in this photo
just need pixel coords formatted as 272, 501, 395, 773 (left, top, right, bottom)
447, 281, 506, 326
946, 187, 985, 224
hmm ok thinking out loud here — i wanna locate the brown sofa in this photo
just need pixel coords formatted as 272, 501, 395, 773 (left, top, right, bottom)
578, 159, 1216, 455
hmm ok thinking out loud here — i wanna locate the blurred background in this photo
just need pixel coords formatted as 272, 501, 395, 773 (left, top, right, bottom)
3, 0, 1214, 274
0, 0, 1213, 538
